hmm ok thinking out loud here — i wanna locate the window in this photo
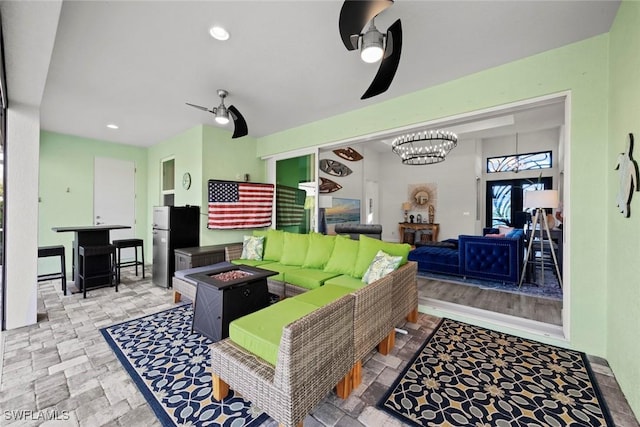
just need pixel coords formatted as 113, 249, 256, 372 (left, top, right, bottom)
486, 177, 553, 228
161, 158, 175, 206
487, 151, 552, 173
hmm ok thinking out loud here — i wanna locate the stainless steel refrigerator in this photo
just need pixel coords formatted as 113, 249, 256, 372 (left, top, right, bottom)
152, 205, 200, 288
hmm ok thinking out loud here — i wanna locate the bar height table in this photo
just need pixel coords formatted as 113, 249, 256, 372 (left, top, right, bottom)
52, 225, 131, 291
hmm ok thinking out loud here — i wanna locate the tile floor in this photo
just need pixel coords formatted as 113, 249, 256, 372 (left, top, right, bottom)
0, 271, 638, 426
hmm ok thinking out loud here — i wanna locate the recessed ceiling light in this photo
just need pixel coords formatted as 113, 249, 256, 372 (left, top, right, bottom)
209, 26, 230, 41
106, 124, 119, 129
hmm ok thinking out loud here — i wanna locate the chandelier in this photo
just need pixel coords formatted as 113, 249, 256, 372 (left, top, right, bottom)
391, 130, 458, 165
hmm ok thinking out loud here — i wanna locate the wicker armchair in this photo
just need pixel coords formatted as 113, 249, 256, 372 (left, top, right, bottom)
210, 294, 355, 427
225, 243, 285, 298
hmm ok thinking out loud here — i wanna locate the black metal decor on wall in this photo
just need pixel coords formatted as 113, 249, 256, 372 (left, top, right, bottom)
615, 133, 639, 218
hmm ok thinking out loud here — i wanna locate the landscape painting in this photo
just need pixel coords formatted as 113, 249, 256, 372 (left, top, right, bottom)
325, 198, 360, 234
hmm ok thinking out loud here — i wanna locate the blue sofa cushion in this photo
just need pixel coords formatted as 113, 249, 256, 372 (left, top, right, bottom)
408, 245, 460, 276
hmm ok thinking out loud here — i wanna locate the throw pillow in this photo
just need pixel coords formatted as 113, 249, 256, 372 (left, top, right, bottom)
241, 235, 264, 260
361, 250, 402, 284
324, 235, 359, 276
353, 235, 411, 278
497, 225, 514, 235
485, 233, 506, 238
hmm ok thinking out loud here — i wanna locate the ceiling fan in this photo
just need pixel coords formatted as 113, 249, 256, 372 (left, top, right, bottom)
186, 89, 248, 139
339, 0, 402, 100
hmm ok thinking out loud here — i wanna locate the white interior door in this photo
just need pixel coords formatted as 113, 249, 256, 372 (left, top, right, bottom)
94, 157, 135, 259
365, 180, 379, 225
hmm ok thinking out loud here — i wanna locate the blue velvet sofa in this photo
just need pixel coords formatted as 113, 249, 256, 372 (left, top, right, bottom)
408, 229, 525, 284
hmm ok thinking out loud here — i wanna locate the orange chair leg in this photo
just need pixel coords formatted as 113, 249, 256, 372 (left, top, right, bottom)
212, 374, 229, 401
406, 307, 419, 323
335, 369, 353, 399
378, 330, 396, 355
173, 291, 182, 303
351, 360, 362, 389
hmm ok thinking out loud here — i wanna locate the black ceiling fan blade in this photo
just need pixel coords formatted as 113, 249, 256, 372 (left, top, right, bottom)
186, 102, 213, 113
361, 19, 402, 100
339, 0, 394, 50
228, 105, 248, 139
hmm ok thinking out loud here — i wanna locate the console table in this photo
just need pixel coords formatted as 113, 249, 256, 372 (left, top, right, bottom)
399, 223, 439, 244
187, 264, 276, 342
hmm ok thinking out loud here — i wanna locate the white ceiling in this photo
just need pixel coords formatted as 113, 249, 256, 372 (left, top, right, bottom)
4, 1, 620, 147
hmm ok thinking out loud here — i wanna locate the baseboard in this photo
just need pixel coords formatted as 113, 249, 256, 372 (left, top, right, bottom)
420, 298, 566, 342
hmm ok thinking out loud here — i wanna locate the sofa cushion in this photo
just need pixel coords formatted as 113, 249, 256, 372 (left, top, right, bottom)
362, 250, 402, 284
302, 233, 336, 269
279, 232, 310, 266
293, 284, 353, 307
353, 235, 411, 278
262, 229, 285, 262
324, 274, 366, 290
323, 235, 359, 276
254, 262, 301, 282
229, 298, 319, 366
231, 259, 273, 267
241, 235, 264, 260
284, 268, 341, 290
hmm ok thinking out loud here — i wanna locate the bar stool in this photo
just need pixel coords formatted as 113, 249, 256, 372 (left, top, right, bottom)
37, 245, 67, 295
78, 244, 117, 299
112, 238, 145, 284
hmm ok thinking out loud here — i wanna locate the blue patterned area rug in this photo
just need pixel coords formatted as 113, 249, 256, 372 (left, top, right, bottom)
378, 318, 613, 427
418, 267, 563, 301
100, 304, 269, 427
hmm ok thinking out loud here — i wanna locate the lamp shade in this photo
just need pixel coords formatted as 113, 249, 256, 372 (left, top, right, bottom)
402, 202, 412, 211
523, 189, 559, 209
319, 195, 333, 208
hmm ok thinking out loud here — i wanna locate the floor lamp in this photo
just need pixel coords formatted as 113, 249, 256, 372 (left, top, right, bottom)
518, 190, 563, 289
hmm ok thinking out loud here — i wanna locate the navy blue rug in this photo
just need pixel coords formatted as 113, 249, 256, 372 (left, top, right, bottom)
100, 304, 269, 427
418, 267, 562, 301
379, 318, 613, 426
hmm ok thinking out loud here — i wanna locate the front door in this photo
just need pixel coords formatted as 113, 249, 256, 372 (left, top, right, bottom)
94, 157, 135, 258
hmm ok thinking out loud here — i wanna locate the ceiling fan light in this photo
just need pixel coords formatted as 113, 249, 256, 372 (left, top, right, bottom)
360, 26, 384, 63
215, 114, 230, 125
361, 45, 384, 63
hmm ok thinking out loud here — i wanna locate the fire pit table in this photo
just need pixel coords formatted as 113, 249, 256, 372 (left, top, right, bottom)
187, 263, 277, 342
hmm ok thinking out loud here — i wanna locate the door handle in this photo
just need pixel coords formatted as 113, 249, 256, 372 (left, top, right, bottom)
96, 221, 104, 225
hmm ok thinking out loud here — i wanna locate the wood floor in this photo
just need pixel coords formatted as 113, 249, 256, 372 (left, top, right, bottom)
418, 276, 563, 326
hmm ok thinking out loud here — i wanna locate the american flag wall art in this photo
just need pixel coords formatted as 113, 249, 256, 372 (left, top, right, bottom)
276, 185, 307, 228
208, 180, 274, 229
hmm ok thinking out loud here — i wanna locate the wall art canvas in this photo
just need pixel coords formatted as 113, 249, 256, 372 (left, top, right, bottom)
208, 180, 274, 229
325, 198, 361, 234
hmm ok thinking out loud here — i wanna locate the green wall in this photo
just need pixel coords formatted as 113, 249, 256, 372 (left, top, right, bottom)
607, 1, 640, 415
38, 131, 148, 274
258, 35, 611, 357
145, 124, 266, 249
200, 124, 265, 245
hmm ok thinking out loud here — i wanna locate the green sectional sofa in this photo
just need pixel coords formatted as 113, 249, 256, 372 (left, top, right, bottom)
208, 230, 418, 427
